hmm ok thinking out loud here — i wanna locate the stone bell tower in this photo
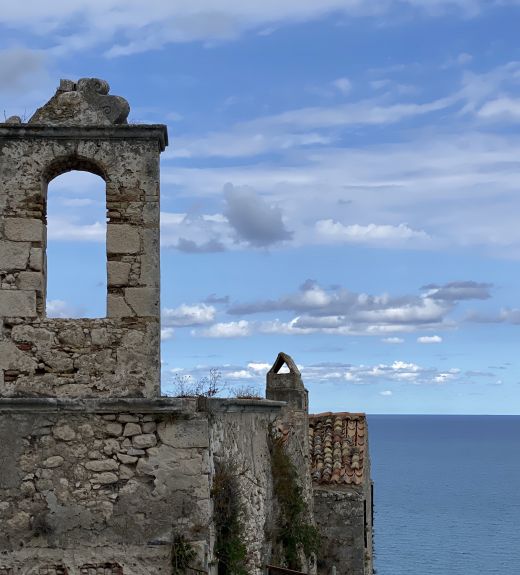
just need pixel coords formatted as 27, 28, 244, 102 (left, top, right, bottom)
0, 78, 168, 398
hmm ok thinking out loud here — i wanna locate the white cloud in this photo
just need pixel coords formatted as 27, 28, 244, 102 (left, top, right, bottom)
248, 96, 456, 131
248, 362, 271, 372
332, 77, 352, 95
164, 124, 520, 256
296, 358, 462, 385
160, 211, 231, 251
227, 370, 254, 379
380, 390, 393, 396
315, 220, 430, 246
417, 335, 443, 343
167, 130, 331, 159
161, 327, 175, 340
162, 304, 216, 327
224, 279, 470, 336
60, 198, 95, 207
0, 1, 488, 57
434, 372, 456, 383
354, 297, 449, 326
195, 320, 251, 338
162, 357, 482, 391
46, 299, 85, 318
382, 337, 405, 344
478, 97, 520, 121
47, 218, 106, 242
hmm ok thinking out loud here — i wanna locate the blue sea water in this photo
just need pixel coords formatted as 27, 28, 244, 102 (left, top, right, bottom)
368, 416, 520, 575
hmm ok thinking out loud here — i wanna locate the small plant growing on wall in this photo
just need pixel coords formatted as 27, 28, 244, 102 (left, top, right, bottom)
211, 460, 248, 575
270, 437, 321, 570
170, 369, 223, 398
171, 534, 197, 574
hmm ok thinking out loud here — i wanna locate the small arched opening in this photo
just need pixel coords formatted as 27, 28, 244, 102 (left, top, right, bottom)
44, 159, 107, 318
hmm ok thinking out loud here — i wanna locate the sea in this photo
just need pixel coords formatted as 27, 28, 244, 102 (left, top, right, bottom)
368, 415, 520, 575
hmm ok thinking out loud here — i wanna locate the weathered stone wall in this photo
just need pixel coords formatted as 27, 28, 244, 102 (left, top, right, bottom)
0, 126, 167, 398
0, 397, 284, 575
313, 465, 373, 575
209, 400, 282, 574
266, 354, 316, 574
0, 398, 212, 574
313, 487, 366, 575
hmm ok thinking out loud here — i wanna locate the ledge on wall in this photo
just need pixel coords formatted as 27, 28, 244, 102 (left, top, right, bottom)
0, 396, 285, 415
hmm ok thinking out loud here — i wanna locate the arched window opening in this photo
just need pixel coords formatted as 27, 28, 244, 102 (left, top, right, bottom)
46, 170, 107, 318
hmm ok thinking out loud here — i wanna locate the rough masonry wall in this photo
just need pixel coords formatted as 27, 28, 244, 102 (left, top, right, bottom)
313, 487, 366, 575
0, 128, 165, 398
209, 402, 281, 575
313, 454, 373, 575
266, 357, 316, 574
0, 400, 212, 574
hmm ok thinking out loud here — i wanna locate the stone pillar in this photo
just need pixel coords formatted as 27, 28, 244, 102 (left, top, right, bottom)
266, 352, 316, 573
266, 352, 308, 410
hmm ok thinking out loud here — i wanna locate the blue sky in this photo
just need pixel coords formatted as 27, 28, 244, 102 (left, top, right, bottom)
2, 0, 520, 414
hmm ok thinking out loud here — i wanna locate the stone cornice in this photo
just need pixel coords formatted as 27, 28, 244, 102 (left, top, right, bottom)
0, 396, 285, 414
0, 124, 169, 151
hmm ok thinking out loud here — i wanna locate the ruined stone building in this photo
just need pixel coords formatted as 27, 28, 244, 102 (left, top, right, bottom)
0, 79, 373, 575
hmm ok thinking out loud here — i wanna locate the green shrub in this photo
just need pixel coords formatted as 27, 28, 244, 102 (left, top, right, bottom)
271, 437, 321, 570
171, 534, 196, 574
212, 461, 248, 575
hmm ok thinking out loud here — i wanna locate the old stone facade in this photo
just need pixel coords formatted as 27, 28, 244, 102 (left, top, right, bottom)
0, 78, 164, 398
310, 414, 373, 575
0, 80, 373, 575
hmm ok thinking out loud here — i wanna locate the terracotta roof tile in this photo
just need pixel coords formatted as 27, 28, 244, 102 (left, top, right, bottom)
309, 412, 367, 486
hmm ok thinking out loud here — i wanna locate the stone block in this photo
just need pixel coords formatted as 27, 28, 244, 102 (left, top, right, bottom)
140, 229, 160, 287
123, 422, 141, 437
11, 324, 54, 346
107, 261, 131, 286
58, 326, 86, 347
0, 290, 36, 317
29, 247, 43, 271
107, 294, 133, 317
16, 271, 42, 290
43, 455, 64, 468
0, 241, 30, 271
85, 459, 119, 472
120, 464, 135, 480
53, 425, 76, 441
157, 418, 209, 448
107, 224, 141, 254
117, 453, 138, 464
132, 433, 157, 449
118, 414, 140, 423
124, 287, 159, 317
91, 472, 118, 484
106, 423, 123, 436
4, 218, 43, 242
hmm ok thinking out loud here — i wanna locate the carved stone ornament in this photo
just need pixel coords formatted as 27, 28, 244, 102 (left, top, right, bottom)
28, 78, 130, 126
